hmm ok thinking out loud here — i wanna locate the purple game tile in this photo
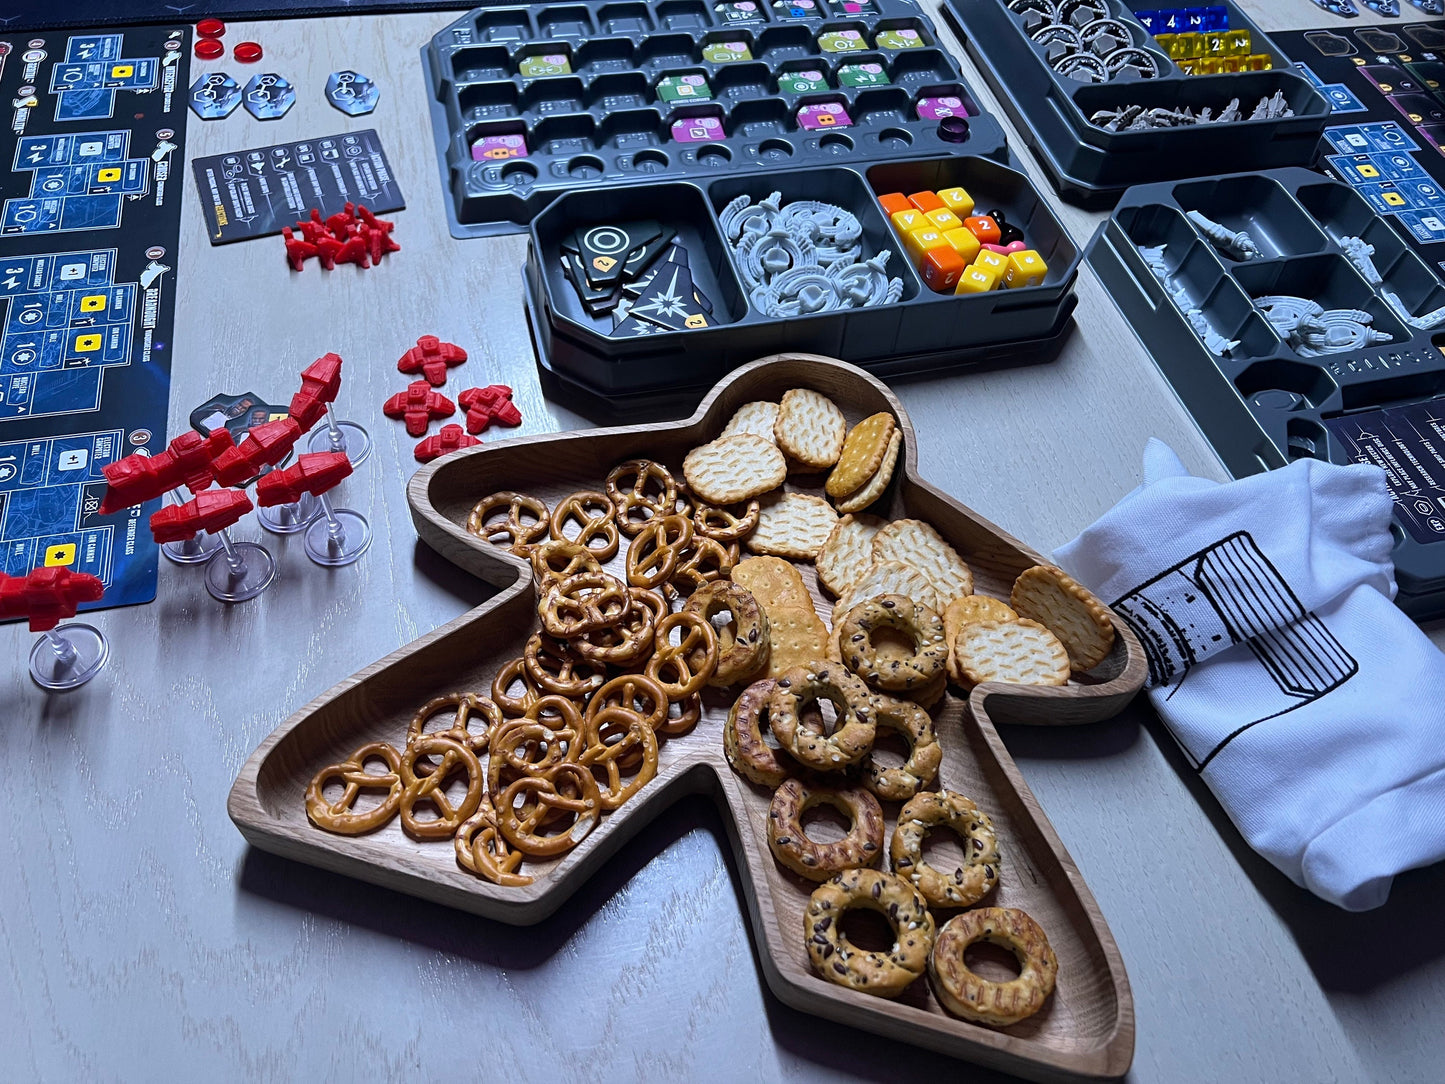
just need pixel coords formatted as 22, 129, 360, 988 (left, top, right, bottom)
472, 133, 528, 160
916, 96, 969, 121
672, 115, 726, 142
798, 102, 852, 130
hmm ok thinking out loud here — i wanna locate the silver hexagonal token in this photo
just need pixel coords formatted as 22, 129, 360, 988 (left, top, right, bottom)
243, 73, 296, 120
325, 70, 380, 116
189, 72, 241, 119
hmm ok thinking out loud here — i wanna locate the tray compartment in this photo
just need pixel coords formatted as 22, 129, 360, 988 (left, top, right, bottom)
1230, 254, 1410, 346
538, 4, 596, 37
1171, 175, 1328, 260
1234, 360, 1338, 411
657, 0, 712, 30
598, 1, 654, 33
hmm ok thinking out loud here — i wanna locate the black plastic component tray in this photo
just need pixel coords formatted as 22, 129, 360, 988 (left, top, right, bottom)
1087, 166, 1445, 617
523, 155, 1079, 406
942, 0, 1330, 207
423, 0, 1010, 236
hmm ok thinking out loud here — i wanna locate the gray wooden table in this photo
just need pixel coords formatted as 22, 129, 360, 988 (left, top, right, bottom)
3, 4, 1442, 1082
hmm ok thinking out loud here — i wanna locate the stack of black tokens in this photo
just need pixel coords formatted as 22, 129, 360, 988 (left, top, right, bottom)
560, 221, 716, 337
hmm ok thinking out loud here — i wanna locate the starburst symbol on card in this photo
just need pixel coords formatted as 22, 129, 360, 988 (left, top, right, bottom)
631, 267, 693, 326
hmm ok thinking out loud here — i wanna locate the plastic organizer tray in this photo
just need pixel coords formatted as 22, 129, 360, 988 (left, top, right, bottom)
523, 155, 1080, 415
1087, 167, 1445, 617
423, 0, 1010, 237
942, 0, 1330, 207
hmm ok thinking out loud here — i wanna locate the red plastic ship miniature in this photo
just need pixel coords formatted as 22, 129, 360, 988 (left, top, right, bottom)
397, 335, 466, 386
256, 452, 352, 506
211, 417, 302, 487
456, 384, 522, 435
98, 428, 235, 515
383, 380, 456, 436
414, 423, 480, 463
290, 352, 344, 431
0, 568, 105, 632
149, 488, 254, 544
284, 203, 399, 272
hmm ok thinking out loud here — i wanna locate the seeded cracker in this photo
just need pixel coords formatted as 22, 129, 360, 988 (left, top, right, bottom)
1010, 564, 1116, 672
827, 412, 896, 498
720, 400, 780, 443
836, 429, 901, 513
774, 388, 847, 470
872, 519, 973, 608
816, 513, 887, 597
952, 619, 1069, 688
746, 492, 839, 560
682, 434, 786, 505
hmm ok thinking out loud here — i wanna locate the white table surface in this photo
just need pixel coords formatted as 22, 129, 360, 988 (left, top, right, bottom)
3, 2, 1443, 1081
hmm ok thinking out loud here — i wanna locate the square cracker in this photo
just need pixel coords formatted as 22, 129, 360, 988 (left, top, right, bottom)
682, 434, 786, 504
721, 401, 780, 443
774, 388, 847, 470
746, 492, 839, 560
731, 555, 813, 611
766, 604, 831, 679
872, 519, 973, 609
816, 513, 887, 597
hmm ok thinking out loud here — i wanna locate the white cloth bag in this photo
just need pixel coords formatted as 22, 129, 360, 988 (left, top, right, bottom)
1055, 439, 1445, 910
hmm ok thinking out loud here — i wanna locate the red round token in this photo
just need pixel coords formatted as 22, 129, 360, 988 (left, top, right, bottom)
194, 39, 224, 61
234, 41, 263, 63
196, 18, 226, 38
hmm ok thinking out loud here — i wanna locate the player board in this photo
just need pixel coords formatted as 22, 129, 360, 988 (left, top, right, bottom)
1276, 22, 1445, 270
0, 25, 190, 614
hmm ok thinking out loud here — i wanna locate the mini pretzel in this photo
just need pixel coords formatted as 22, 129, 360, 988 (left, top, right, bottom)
626, 514, 693, 589
768, 777, 885, 881
398, 736, 484, 840
524, 632, 606, 697
407, 692, 503, 759
580, 705, 659, 810
647, 611, 719, 699
498, 763, 602, 857
550, 490, 620, 562
693, 499, 760, 542
658, 692, 702, 737
587, 672, 669, 732
492, 656, 540, 715
839, 594, 948, 693
863, 695, 941, 802
466, 491, 549, 554
805, 868, 935, 998
305, 741, 404, 835
529, 538, 602, 585
570, 589, 658, 667
929, 907, 1057, 1026
455, 796, 533, 887
606, 459, 678, 536
891, 791, 1000, 909
767, 662, 876, 772
723, 678, 792, 786
683, 581, 770, 687
487, 703, 582, 797
539, 571, 628, 638
670, 536, 737, 595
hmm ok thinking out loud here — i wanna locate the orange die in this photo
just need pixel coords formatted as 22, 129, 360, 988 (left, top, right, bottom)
954, 263, 1000, 294
920, 246, 966, 292
1003, 249, 1049, 288
907, 190, 945, 213
924, 207, 963, 232
963, 214, 1001, 245
878, 192, 912, 216
942, 226, 980, 265
890, 208, 929, 235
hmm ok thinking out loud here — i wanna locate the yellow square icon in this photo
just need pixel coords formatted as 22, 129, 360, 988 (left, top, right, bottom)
683, 314, 709, 329
1385, 192, 1407, 206
1357, 164, 1380, 178
75, 333, 101, 352
97, 167, 122, 182
111, 64, 133, 78
80, 294, 106, 312
44, 543, 77, 567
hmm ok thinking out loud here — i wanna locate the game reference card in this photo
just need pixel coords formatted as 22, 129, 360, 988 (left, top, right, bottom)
191, 128, 404, 244
1325, 401, 1445, 544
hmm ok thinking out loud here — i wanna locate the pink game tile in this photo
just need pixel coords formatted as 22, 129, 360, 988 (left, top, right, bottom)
916, 96, 969, 121
672, 115, 726, 142
472, 133, 528, 160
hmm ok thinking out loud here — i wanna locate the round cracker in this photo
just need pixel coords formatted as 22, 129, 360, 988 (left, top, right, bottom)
746, 492, 839, 560
943, 595, 1018, 684
774, 388, 847, 470
834, 559, 941, 617
826, 412, 896, 498
953, 619, 1069, 688
836, 429, 902, 514
683, 434, 786, 505
872, 519, 973, 608
1010, 565, 1116, 672
720, 400, 780, 443
816, 513, 888, 597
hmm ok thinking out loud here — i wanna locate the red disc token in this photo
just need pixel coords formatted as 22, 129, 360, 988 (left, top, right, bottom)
194, 39, 224, 60
234, 41, 263, 63
196, 18, 226, 38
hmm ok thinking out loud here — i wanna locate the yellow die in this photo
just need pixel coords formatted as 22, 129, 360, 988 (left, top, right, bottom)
889, 208, 929, 235
903, 227, 949, 266
954, 264, 1000, 294
925, 207, 963, 232
942, 226, 980, 265
972, 248, 1010, 278
936, 186, 975, 217
1003, 249, 1048, 288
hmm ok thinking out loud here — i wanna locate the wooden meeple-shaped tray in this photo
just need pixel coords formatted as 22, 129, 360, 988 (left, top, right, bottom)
229, 355, 1143, 1082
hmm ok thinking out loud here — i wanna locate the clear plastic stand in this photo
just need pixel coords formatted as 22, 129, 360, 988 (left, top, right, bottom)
30, 623, 109, 691
257, 491, 319, 535
307, 402, 371, 467
204, 528, 276, 603
304, 492, 372, 567
161, 489, 223, 564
